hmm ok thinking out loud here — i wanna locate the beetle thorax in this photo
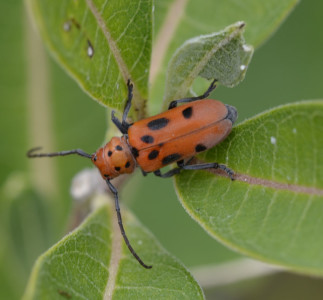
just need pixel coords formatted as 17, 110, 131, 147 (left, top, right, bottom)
91, 136, 136, 179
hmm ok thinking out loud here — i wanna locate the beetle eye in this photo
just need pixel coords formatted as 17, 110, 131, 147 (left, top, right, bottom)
93, 155, 97, 161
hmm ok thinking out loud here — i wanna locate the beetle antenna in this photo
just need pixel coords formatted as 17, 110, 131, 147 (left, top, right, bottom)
27, 147, 92, 159
106, 179, 152, 269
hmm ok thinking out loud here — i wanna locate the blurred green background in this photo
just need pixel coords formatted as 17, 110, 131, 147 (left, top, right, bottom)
1, 0, 323, 299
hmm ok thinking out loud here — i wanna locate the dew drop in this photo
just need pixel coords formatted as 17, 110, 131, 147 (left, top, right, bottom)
240, 65, 246, 71
87, 40, 94, 58
292, 128, 297, 134
63, 21, 71, 32
270, 136, 277, 145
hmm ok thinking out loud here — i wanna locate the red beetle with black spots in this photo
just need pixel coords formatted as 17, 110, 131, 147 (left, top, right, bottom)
28, 79, 237, 269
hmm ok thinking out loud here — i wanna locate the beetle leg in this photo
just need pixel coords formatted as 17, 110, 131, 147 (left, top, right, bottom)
153, 168, 181, 178
182, 162, 235, 181
168, 79, 217, 109
112, 80, 133, 134
176, 160, 185, 167
141, 169, 148, 176
153, 158, 193, 178
154, 161, 234, 180
111, 111, 128, 134
106, 179, 152, 269
177, 157, 194, 167
121, 79, 133, 132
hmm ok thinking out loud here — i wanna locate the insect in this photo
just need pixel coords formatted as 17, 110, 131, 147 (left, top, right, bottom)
28, 79, 237, 269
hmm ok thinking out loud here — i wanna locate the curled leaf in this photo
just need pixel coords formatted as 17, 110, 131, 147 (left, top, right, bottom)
164, 22, 253, 105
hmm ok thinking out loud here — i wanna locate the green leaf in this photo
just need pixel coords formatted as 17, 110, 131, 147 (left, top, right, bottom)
164, 22, 253, 104
150, 0, 299, 112
0, 184, 54, 299
27, 0, 152, 113
23, 198, 204, 300
154, 0, 299, 48
174, 100, 323, 276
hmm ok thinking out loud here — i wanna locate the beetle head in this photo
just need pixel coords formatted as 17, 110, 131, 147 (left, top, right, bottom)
91, 137, 136, 179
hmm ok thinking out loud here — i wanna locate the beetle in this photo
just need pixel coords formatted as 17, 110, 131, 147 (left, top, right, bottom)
27, 79, 237, 269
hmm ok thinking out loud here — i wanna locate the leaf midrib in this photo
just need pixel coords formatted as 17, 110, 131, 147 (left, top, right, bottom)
104, 203, 122, 300
195, 158, 323, 195
86, 0, 144, 117
86, 0, 129, 82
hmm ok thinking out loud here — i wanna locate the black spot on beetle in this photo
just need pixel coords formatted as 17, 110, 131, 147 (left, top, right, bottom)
162, 153, 181, 165
141, 135, 154, 144
159, 142, 164, 147
115, 167, 121, 172
108, 151, 113, 157
195, 144, 207, 152
182, 106, 193, 119
132, 147, 139, 158
116, 145, 123, 151
147, 118, 169, 130
125, 161, 131, 168
148, 150, 159, 160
